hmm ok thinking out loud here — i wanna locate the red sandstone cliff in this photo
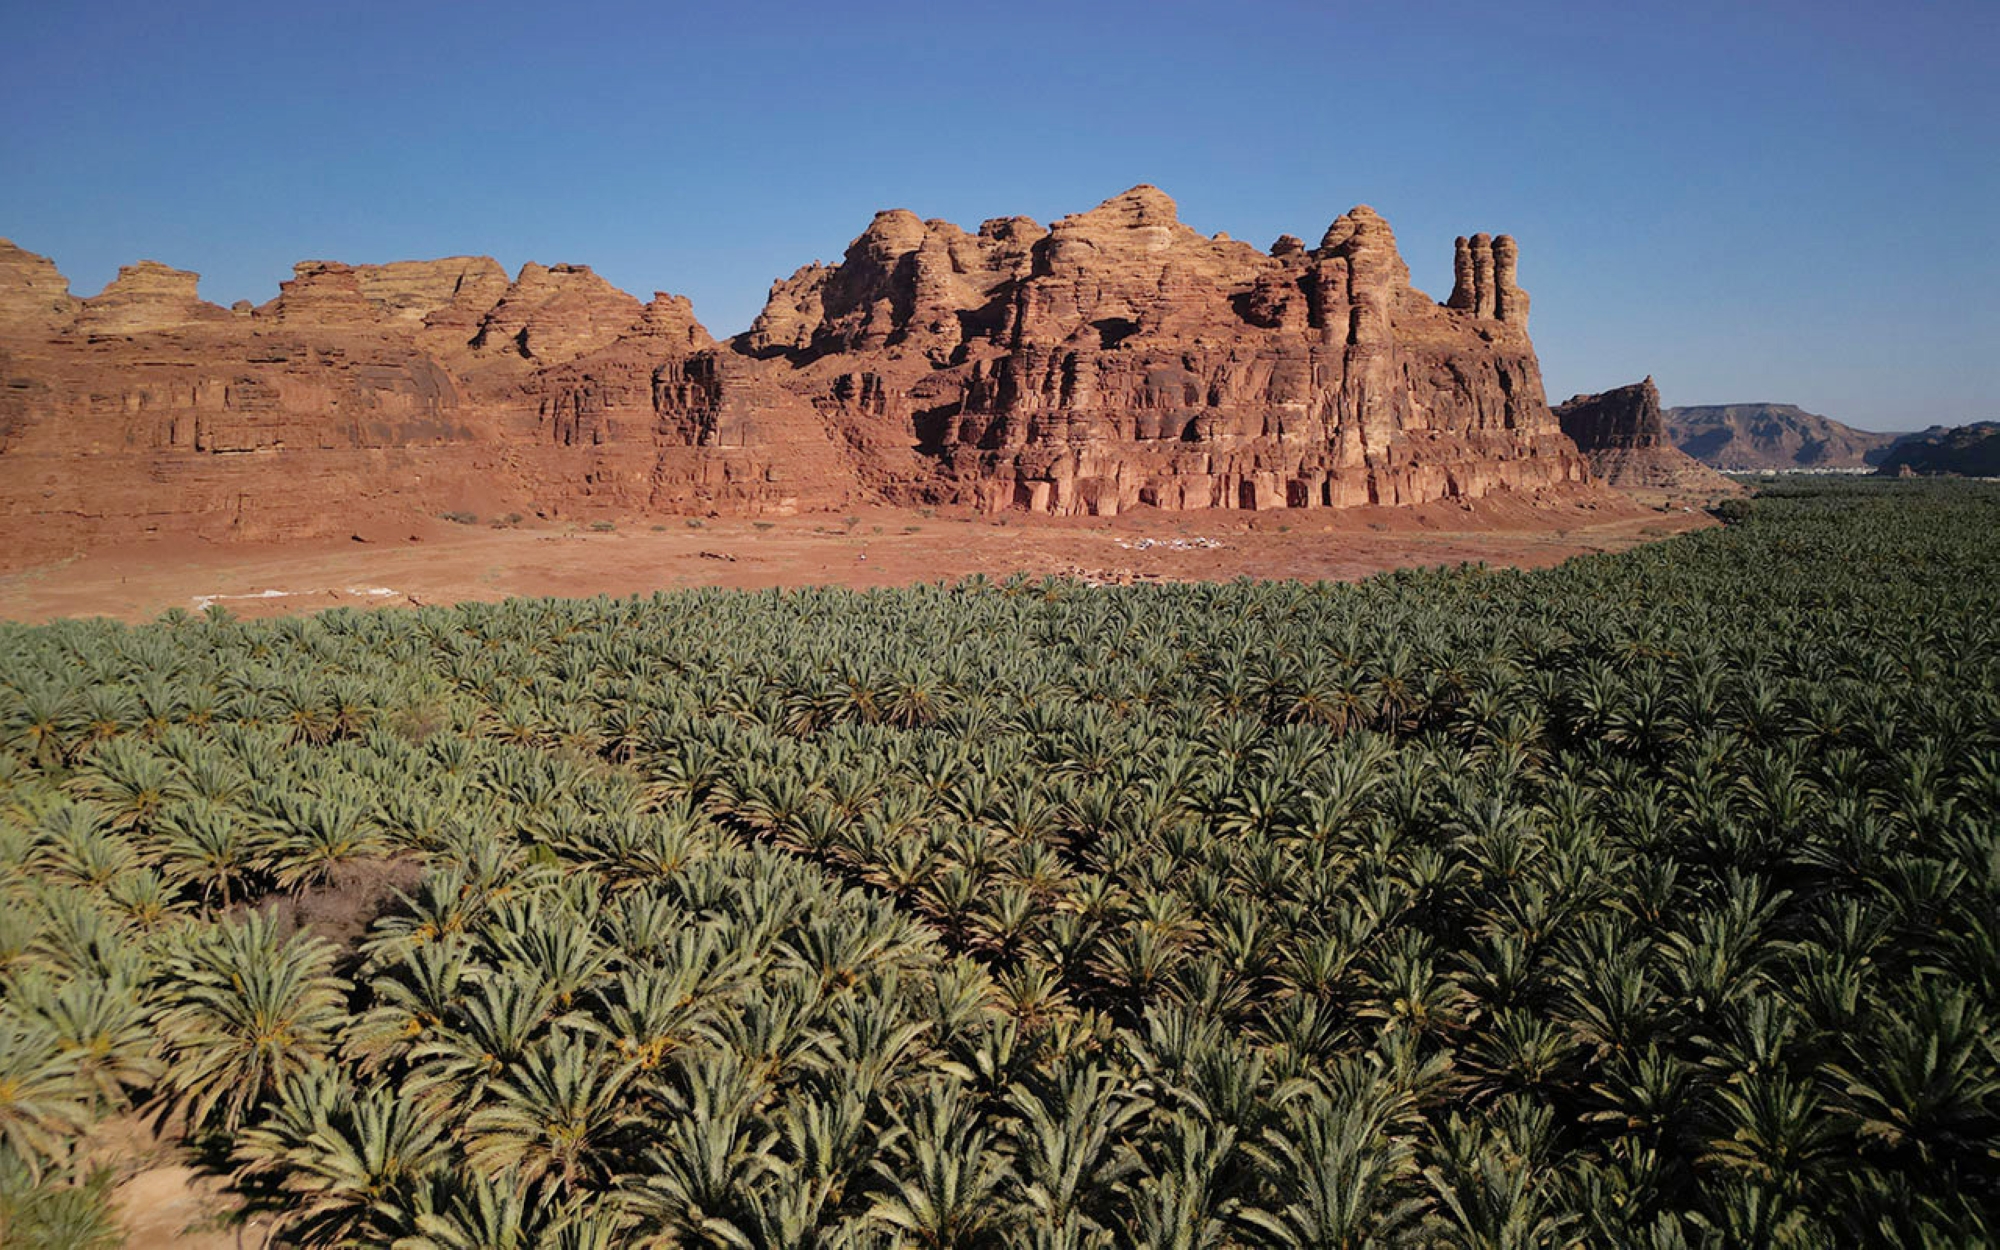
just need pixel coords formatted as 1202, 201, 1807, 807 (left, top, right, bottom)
0, 191, 1594, 562
737, 188, 1585, 516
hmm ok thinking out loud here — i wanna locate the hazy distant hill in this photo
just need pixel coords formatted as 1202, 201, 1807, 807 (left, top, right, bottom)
1664, 403, 1897, 470
1873, 423, 2000, 477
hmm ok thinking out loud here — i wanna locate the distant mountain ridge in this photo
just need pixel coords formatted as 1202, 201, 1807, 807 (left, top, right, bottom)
1553, 378, 1735, 492
1663, 403, 1898, 471
1873, 423, 2000, 478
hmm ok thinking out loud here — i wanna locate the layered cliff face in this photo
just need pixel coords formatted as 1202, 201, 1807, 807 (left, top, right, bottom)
742, 186, 1586, 516
0, 188, 1598, 563
1554, 378, 1735, 492
0, 241, 862, 561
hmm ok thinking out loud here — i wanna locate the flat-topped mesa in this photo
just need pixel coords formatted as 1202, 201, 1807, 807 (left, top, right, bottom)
76, 260, 228, 335
0, 239, 78, 332
1664, 403, 1898, 471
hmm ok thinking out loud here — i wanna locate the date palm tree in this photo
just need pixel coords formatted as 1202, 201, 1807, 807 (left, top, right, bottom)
0, 1017, 91, 1169
154, 910, 349, 1134
868, 1081, 1012, 1246
464, 1031, 634, 1192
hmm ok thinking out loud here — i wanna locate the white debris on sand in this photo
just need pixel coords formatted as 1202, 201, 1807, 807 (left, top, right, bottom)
190, 589, 291, 610
191, 587, 400, 610
1113, 536, 1225, 551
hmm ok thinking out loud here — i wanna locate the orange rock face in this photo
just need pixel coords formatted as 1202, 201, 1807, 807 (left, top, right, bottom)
739, 186, 1584, 516
0, 188, 1593, 563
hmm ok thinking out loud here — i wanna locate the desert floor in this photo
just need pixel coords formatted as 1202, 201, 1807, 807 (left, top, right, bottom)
0, 489, 1712, 625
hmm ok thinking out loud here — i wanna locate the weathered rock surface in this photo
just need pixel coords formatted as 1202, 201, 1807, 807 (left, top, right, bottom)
77, 261, 230, 336
1664, 402, 1898, 471
356, 257, 512, 328
744, 186, 1584, 516
1555, 378, 1735, 492
0, 186, 1605, 564
0, 240, 77, 332
471, 263, 649, 364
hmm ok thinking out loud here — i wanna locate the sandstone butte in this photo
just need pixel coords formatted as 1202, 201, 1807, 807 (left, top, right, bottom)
0, 186, 1621, 564
1553, 377, 1737, 493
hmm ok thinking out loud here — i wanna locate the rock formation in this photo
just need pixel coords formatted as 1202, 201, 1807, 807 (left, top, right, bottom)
0, 187, 1605, 564
1664, 402, 1898, 471
1554, 378, 1736, 492
76, 261, 230, 336
742, 186, 1583, 516
1871, 422, 2000, 478
0, 240, 77, 332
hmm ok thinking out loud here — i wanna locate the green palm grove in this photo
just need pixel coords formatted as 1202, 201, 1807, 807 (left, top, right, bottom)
1, 478, 1996, 1246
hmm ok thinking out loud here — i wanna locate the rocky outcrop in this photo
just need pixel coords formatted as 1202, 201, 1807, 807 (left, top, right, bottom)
0, 247, 790, 558
0, 185, 1610, 563
76, 262, 229, 336
1557, 379, 1666, 455
260, 262, 386, 328
1445, 232, 1526, 323
740, 186, 1585, 516
471, 263, 647, 364
1665, 402, 1898, 471
1555, 379, 1736, 492
354, 257, 511, 327
0, 240, 77, 332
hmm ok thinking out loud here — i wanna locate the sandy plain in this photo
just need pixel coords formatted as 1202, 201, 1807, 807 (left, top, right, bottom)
0, 489, 1709, 625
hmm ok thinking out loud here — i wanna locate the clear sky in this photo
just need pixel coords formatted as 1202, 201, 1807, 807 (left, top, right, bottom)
2, 0, 1993, 430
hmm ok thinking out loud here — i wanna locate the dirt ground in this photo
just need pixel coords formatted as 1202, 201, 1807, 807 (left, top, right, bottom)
0, 488, 1712, 625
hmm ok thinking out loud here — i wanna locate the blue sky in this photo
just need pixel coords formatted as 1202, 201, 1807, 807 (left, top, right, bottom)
2, 0, 1992, 430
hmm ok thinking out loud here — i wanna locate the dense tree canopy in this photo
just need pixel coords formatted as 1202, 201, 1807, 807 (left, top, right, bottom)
1, 478, 1996, 1246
